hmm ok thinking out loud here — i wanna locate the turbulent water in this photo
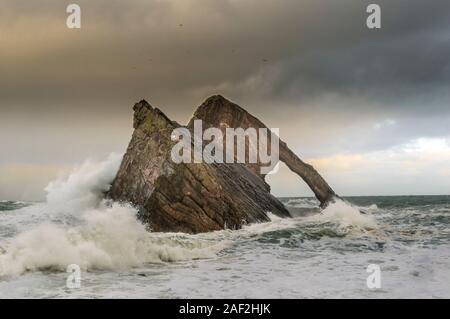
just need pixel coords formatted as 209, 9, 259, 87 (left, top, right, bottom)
0, 155, 449, 298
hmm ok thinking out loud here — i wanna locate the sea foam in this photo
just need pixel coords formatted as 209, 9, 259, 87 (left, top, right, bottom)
0, 154, 223, 277
310, 199, 378, 231
0, 154, 378, 278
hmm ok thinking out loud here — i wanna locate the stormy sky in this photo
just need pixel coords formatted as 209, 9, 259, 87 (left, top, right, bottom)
1, 0, 450, 200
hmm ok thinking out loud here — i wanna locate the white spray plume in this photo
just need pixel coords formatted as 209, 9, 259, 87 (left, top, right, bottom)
0, 154, 223, 277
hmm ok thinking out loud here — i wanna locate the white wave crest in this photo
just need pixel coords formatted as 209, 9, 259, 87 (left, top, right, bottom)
0, 154, 224, 277
309, 200, 378, 231
45, 153, 122, 213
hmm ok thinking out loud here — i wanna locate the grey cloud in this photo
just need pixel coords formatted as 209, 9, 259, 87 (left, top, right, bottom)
269, 28, 450, 110
1, 0, 450, 169
1, 0, 448, 109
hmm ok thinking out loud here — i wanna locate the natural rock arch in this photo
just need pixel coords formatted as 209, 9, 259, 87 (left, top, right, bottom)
188, 95, 337, 207
108, 95, 338, 233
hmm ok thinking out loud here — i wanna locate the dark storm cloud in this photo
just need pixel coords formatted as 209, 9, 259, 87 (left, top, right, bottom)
2, 0, 449, 116
1, 0, 449, 156
1, 0, 450, 199
269, 13, 450, 112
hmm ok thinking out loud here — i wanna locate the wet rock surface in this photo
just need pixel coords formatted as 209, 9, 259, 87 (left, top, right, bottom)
109, 96, 337, 233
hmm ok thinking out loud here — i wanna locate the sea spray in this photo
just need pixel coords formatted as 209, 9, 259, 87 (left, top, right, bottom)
304, 199, 378, 236
0, 154, 380, 278
0, 202, 225, 277
0, 154, 225, 277
45, 153, 122, 213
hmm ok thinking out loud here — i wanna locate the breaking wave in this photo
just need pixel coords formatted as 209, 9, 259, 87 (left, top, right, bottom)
311, 200, 377, 231
0, 154, 379, 278
0, 154, 225, 277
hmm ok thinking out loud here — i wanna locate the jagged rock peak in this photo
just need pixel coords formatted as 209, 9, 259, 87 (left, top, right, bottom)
109, 95, 338, 233
190, 95, 262, 129
132, 99, 176, 129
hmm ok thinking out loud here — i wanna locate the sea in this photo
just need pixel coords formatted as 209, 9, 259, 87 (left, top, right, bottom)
0, 154, 449, 298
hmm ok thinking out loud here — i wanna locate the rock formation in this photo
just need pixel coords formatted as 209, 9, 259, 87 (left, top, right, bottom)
189, 95, 337, 206
108, 95, 338, 233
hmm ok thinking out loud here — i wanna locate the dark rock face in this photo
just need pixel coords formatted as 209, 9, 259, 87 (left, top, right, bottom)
108, 99, 290, 233
189, 95, 337, 206
109, 95, 337, 233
